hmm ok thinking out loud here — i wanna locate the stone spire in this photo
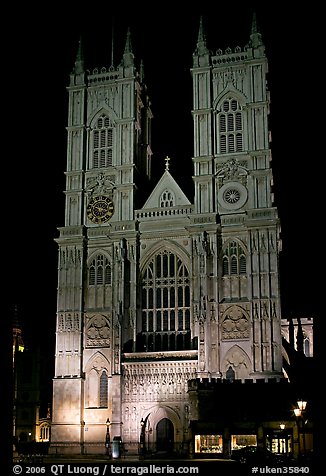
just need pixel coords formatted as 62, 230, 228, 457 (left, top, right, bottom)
73, 36, 84, 75
13, 304, 25, 368
194, 16, 209, 56
193, 16, 210, 67
248, 11, 263, 48
122, 27, 134, 67
139, 59, 145, 83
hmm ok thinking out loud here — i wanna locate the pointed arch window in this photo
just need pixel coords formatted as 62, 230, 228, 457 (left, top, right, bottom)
86, 369, 109, 408
89, 254, 112, 286
217, 98, 243, 154
39, 424, 51, 442
99, 371, 108, 407
91, 114, 114, 168
139, 250, 191, 352
226, 365, 235, 381
304, 337, 310, 357
222, 241, 247, 276
160, 190, 175, 207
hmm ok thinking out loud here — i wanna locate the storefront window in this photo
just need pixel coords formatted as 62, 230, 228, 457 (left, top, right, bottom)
265, 431, 292, 455
195, 434, 223, 453
231, 434, 257, 450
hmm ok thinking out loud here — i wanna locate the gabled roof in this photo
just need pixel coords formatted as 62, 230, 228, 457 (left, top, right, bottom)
142, 170, 191, 209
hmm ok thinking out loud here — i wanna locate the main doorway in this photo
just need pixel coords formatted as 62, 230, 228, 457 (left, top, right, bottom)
156, 418, 174, 453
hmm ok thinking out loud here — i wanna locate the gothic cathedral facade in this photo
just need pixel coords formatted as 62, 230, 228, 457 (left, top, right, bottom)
50, 17, 284, 455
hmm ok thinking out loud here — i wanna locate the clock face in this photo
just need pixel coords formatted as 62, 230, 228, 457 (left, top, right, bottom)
86, 195, 114, 224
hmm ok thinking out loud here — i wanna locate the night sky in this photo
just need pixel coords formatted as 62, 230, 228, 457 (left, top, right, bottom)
8, 3, 320, 390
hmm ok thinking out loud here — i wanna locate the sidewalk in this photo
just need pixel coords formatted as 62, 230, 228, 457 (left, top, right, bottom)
42, 453, 238, 464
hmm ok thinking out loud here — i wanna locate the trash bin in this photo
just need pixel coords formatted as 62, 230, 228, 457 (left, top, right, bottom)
112, 436, 122, 459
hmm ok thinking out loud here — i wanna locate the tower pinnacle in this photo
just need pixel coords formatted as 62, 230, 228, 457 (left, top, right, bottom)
249, 11, 263, 48
73, 37, 84, 75
194, 16, 209, 56
122, 27, 134, 67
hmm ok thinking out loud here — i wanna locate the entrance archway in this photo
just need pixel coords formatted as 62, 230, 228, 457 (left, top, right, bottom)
156, 418, 174, 453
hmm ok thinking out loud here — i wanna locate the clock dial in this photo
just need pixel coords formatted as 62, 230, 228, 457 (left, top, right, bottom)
87, 195, 114, 224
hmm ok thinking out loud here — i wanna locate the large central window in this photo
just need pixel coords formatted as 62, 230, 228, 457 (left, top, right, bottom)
217, 98, 243, 154
91, 114, 113, 168
139, 251, 191, 352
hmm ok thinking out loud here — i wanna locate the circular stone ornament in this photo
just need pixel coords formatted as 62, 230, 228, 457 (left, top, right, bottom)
217, 182, 248, 210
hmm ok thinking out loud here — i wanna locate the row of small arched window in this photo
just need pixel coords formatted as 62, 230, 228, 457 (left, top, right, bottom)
89, 99, 243, 169
89, 244, 246, 286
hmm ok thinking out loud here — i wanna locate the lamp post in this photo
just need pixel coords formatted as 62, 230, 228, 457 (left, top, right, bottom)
279, 423, 287, 456
139, 414, 151, 458
294, 400, 307, 459
139, 418, 145, 458
105, 418, 111, 457
147, 424, 152, 454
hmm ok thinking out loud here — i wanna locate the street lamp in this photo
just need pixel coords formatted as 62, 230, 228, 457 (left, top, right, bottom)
147, 424, 152, 454
297, 400, 307, 412
294, 400, 307, 458
278, 423, 288, 455
139, 418, 146, 458
105, 418, 111, 457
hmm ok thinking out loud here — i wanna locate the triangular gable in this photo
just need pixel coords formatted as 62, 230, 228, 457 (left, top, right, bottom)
143, 170, 191, 209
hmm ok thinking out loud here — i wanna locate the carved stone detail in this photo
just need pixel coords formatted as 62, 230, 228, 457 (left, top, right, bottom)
221, 305, 249, 340
122, 362, 197, 403
57, 312, 81, 332
85, 314, 111, 347
86, 172, 115, 198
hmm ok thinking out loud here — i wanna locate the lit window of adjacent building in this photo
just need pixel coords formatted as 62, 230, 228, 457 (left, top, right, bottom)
231, 434, 257, 451
218, 98, 243, 154
139, 251, 191, 352
92, 114, 113, 168
89, 255, 112, 286
222, 241, 246, 276
39, 424, 51, 442
195, 434, 223, 454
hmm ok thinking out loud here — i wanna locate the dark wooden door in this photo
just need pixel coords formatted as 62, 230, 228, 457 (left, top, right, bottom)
156, 418, 174, 453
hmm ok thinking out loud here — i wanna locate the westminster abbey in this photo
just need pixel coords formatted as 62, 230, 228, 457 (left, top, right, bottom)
50, 15, 285, 456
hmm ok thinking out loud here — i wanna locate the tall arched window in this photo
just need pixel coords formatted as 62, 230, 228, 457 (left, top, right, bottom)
217, 98, 243, 154
222, 241, 246, 276
99, 371, 108, 407
304, 337, 310, 357
91, 114, 114, 168
139, 250, 191, 351
86, 369, 109, 408
39, 424, 51, 442
89, 254, 112, 286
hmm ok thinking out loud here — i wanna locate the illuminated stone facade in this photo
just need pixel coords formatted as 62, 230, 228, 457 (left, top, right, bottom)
50, 18, 284, 455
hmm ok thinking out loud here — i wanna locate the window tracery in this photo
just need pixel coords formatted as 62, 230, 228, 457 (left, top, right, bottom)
91, 114, 114, 168
222, 241, 246, 276
89, 254, 112, 286
217, 98, 243, 154
139, 251, 191, 351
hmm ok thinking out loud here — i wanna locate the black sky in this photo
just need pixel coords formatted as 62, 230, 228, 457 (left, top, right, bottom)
8, 3, 320, 363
